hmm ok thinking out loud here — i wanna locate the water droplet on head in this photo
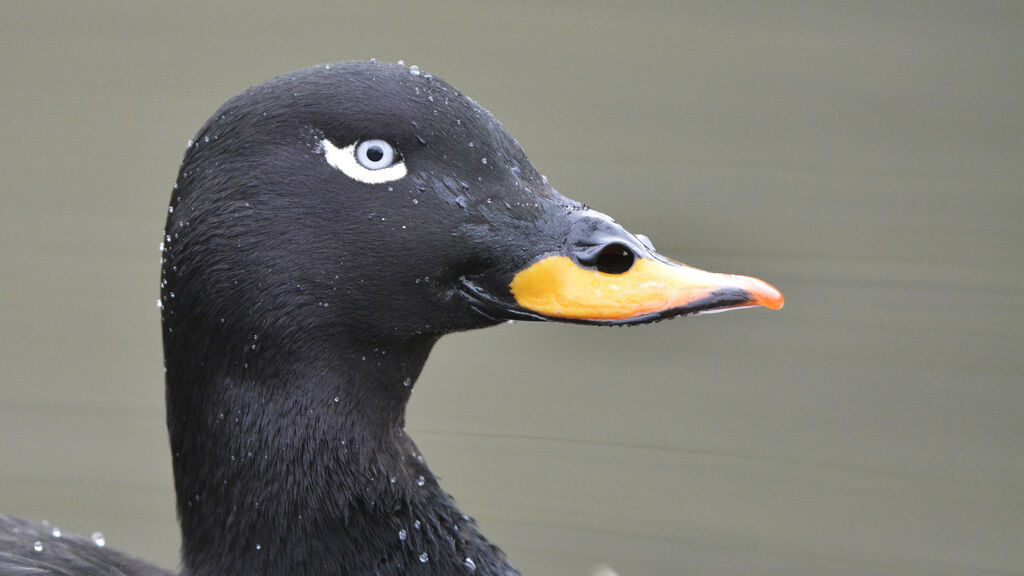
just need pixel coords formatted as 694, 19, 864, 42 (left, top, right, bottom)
418, 552, 429, 563
403, 377, 412, 387
255, 543, 261, 550
33, 541, 43, 552
91, 532, 105, 547
51, 527, 61, 538
417, 475, 425, 486
481, 157, 488, 164
414, 520, 421, 530
464, 557, 477, 571
409, 65, 420, 76
398, 528, 407, 541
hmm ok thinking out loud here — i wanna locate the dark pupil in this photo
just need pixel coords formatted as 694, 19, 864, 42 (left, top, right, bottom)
366, 146, 384, 163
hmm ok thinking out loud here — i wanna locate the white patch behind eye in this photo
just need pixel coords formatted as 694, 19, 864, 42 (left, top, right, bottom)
322, 139, 407, 184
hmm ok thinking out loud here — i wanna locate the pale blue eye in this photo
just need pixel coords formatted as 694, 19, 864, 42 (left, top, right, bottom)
355, 139, 397, 170
322, 138, 407, 184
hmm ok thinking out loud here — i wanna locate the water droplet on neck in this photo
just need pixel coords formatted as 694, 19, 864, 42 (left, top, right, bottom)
464, 557, 477, 571
91, 532, 105, 547
398, 529, 407, 541
33, 541, 43, 552
51, 527, 61, 538
418, 552, 429, 563
416, 475, 425, 486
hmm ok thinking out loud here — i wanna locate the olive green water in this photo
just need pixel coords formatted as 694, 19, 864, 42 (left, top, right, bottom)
1, 2, 1020, 575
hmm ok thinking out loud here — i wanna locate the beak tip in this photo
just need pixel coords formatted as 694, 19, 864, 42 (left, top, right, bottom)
746, 278, 785, 310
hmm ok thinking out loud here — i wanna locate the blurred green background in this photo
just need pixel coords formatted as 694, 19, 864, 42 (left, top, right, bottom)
1, 2, 1020, 575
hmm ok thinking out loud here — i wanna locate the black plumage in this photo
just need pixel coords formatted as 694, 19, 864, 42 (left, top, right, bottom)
1, 61, 781, 576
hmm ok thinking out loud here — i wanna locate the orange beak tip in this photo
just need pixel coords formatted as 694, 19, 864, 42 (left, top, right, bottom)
740, 276, 784, 310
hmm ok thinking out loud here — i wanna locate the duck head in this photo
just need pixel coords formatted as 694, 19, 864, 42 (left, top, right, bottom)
159, 61, 782, 576
163, 61, 781, 351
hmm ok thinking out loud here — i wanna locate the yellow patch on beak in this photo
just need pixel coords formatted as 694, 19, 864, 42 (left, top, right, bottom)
509, 255, 783, 321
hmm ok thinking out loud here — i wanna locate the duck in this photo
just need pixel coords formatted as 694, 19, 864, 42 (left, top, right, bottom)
0, 60, 783, 576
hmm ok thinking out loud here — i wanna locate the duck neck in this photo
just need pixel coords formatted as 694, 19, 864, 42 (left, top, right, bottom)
165, 334, 517, 576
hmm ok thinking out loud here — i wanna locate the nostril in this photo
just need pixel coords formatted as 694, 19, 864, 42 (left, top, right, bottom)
592, 243, 635, 274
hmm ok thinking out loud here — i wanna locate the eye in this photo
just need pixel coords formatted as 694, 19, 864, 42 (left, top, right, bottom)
321, 138, 407, 184
355, 139, 397, 170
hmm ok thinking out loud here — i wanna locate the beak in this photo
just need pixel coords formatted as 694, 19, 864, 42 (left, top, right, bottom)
508, 253, 783, 325
457, 209, 783, 326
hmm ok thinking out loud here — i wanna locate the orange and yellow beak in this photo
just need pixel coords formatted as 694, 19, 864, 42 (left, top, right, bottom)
509, 255, 783, 323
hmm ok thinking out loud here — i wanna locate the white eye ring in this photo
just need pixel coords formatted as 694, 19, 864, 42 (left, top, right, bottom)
322, 138, 407, 184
